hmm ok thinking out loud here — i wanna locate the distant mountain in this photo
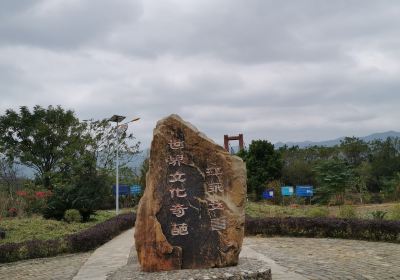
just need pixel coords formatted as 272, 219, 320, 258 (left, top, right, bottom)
274, 131, 400, 149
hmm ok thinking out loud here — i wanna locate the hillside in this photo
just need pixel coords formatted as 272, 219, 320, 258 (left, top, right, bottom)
274, 131, 400, 148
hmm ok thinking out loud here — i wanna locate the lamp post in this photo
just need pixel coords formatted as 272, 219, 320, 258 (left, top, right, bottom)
109, 115, 140, 214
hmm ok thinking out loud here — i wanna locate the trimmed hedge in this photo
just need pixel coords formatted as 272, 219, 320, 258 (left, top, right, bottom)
0, 213, 136, 263
245, 216, 400, 243
2, 214, 399, 263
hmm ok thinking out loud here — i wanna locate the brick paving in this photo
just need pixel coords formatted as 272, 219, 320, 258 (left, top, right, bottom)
0, 253, 91, 280
245, 237, 400, 280
1, 236, 400, 279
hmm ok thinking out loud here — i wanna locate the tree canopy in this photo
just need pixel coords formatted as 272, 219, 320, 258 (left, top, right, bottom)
0, 105, 87, 188
240, 140, 282, 200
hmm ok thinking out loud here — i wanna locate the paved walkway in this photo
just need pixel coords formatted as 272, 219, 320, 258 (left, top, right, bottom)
245, 236, 400, 280
73, 229, 134, 280
0, 253, 91, 280
1, 229, 400, 280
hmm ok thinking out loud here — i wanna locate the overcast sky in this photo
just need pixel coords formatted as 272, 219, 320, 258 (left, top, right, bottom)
1, 0, 399, 148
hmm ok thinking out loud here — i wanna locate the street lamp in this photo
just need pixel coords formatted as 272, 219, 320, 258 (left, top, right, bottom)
109, 115, 140, 214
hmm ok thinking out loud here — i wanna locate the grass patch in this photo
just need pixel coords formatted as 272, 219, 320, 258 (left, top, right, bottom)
245, 201, 400, 220
0, 213, 136, 263
0, 210, 114, 245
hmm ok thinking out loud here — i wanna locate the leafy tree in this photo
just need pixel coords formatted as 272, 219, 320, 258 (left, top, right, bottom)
369, 137, 400, 192
281, 159, 315, 186
0, 156, 20, 198
0, 106, 87, 189
139, 157, 149, 190
84, 119, 140, 172
242, 140, 282, 200
313, 159, 352, 204
382, 172, 400, 201
340, 137, 369, 166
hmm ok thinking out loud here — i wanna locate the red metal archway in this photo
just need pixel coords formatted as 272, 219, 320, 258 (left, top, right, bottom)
224, 134, 244, 152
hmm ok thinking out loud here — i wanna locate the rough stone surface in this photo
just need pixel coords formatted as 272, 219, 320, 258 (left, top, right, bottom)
135, 114, 247, 272
108, 247, 271, 280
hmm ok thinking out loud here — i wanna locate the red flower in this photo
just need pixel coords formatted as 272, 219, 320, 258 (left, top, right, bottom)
35, 191, 51, 198
16, 191, 27, 197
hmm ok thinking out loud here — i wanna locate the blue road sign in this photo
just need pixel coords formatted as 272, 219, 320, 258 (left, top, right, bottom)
112, 185, 130, 196
281, 186, 294, 196
262, 189, 274, 199
130, 185, 142, 195
295, 186, 313, 197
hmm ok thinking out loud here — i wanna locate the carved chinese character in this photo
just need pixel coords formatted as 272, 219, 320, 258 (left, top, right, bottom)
210, 217, 226, 231
169, 187, 187, 198
170, 203, 188, 217
207, 182, 224, 193
171, 223, 189, 236
169, 171, 186, 183
206, 167, 222, 176
168, 139, 184, 150
208, 200, 224, 211
167, 154, 184, 166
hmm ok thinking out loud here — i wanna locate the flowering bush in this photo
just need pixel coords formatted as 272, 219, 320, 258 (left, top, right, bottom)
16, 191, 27, 197
16, 190, 51, 215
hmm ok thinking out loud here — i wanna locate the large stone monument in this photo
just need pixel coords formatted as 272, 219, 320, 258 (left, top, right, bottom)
134, 114, 246, 272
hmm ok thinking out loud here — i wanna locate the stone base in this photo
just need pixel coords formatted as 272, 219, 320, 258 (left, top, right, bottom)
107, 256, 271, 280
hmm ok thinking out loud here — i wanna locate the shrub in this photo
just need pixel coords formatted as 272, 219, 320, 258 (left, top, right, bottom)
0, 213, 136, 263
370, 210, 387, 220
64, 209, 81, 223
7, 208, 18, 217
245, 216, 400, 243
389, 204, 400, 220
16, 189, 50, 215
339, 205, 357, 219
43, 167, 110, 222
307, 207, 329, 218
67, 213, 135, 252
42, 185, 71, 220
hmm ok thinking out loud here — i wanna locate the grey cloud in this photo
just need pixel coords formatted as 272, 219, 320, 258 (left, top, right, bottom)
0, 0, 142, 48
0, 1, 400, 147
102, 0, 400, 64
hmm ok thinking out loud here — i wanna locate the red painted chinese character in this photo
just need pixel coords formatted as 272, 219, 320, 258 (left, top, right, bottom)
208, 200, 224, 211
169, 171, 186, 183
171, 223, 189, 235
169, 187, 187, 198
206, 167, 222, 176
167, 154, 184, 166
170, 203, 188, 217
207, 182, 224, 193
168, 140, 184, 150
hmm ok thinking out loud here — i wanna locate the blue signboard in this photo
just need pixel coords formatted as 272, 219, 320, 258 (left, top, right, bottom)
295, 186, 313, 197
281, 186, 294, 196
262, 189, 274, 199
112, 185, 130, 196
130, 185, 142, 195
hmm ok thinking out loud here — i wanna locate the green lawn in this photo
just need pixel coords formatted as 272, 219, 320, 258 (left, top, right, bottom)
0, 210, 115, 245
245, 201, 400, 219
